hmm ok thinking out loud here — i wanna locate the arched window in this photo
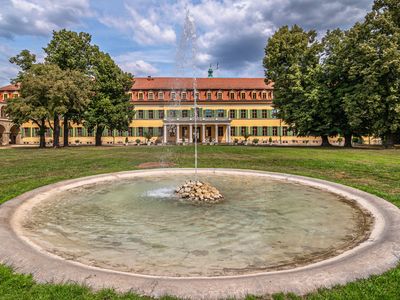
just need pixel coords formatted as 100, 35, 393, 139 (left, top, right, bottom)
138, 92, 144, 100
229, 91, 235, 100
262, 91, 267, 100
240, 91, 246, 100
207, 91, 212, 100
217, 91, 222, 100
148, 91, 154, 100
158, 91, 164, 100
252, 91, 257, 100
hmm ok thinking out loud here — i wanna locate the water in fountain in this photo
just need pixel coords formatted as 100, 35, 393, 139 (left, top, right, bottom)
175, 9, 198, 177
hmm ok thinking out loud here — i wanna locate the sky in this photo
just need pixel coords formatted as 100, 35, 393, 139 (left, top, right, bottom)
0, 0, 374, 86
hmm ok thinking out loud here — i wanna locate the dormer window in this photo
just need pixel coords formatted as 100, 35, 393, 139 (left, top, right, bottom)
158, 91, 164, 100
128, 92, 133, 99
217, 91, 222, 100
252, 91, 257, 100
207, 91, 212, 100
229, 91, 235, 100
148, 92, 154, 100
171, 92, 176, 100
13, 93, 19, 98
3, 94, 8, 100
262, 91, 267, 100
181, 92, 187, 100
240, 91, 246, 100
138, 92, 144, 100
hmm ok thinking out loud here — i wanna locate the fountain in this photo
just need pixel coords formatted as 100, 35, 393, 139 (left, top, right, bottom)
173, 9, 224, 202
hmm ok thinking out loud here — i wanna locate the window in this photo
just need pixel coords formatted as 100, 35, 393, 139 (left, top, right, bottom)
218, 127, 223, 136
251, 109, 257, 118
207, 91, 212, 100
262, 127, 268, 136
148, 92, 154, 100
217, 92, 222, 100
262, 109, 268, 118
171, 92, 176, 100
168, 110, 177, 118
23, 128, 30, 137
87, 128, 94, 137
231, 127, 236, 136
252, 126, 258, 136
262, 92, 267, 100
272, 127, 278, 136
282, 127, 288, 136
158, 91, 164, 100
13, 93, 19, 98
217, 109, 224, 118
159, 127, 163, 136
148, 110, 154, 119
108, 129, 113, 136
117, 130, 123, 136
229, 110, 236, 119
240, 109, 246, 119
77, 128, 83, 137
241, 127, 247, 136
195, 92, 199, 100
32, 128, 39, 137
3, 94, 8, 100
230, 91, 235, 100
269, 91, 273, 99
204, 109, 213, 118
128, 92, 133, 99
138, 127, 144, 137
148, 127, 153, 136
182, 110, 189, 118
138, 110, 144, 119
129, 128, 134, 136
240, 91, 246, 100
195, 107, 200, 117
158, 110, 164, 119
138, 92, 143, 100
181, 92, 187, 100
272, 109, 278, 119
252, 92, 257, 100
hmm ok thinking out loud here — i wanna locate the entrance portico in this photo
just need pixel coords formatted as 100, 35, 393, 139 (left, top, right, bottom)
163, 119, 232, 144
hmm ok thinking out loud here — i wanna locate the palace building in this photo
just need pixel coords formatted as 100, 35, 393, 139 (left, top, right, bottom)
0, 77, 323, 146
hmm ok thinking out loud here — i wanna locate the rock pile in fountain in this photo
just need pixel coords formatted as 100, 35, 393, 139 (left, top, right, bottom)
175, 180, 224, 204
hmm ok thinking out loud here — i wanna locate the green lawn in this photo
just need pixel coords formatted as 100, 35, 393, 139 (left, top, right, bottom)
0, 145, 399, 300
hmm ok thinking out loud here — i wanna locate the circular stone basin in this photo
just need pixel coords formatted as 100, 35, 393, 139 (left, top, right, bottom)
20, 171, 371, 277
2, 169, 400, 300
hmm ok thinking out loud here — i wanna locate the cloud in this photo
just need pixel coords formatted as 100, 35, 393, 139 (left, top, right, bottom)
114, 52, 162, 76
99, 1, 176, 45
0, 0, 91, 38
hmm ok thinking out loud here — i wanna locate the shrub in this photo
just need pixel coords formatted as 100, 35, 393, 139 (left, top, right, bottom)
135, 139, 141, 144
253, 138, 259, 144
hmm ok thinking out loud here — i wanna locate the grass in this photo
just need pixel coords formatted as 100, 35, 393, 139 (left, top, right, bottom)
0, 145, 399, 300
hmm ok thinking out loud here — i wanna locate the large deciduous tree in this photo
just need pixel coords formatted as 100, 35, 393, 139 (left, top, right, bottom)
84, 50, 134, 146
342, 0, 400, 148
263, 25, 335, 146
43, 29, 97, 146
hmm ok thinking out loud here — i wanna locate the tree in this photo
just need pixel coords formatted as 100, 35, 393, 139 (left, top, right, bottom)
9, 50, 36, 81
263, 25, 334, 146
43, 29, 97, 146
319, 29, 360, 147
5, 64, 58, 148
84, 50, 134, 146
341, 0, 400, 148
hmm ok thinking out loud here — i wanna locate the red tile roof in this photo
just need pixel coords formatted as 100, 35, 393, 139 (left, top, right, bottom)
0, 83, 20, 92
131, 77, 273, 90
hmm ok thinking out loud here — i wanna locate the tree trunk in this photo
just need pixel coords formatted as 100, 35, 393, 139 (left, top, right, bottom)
95, 126, 104, 146
63, 115, 69, 147
384, 132, 395, 149
39, 121, 46, 148
344, 133, 353, 148
53, 114, 60, 148
321, 135, 331, 147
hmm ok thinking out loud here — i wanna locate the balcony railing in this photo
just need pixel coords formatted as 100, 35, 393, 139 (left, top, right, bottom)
163, 116, 231, 122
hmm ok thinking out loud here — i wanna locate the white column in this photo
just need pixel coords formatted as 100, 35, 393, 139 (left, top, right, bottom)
176, 124, 180, 144
189, 124, 193, 143
202, 124, 206, 143
227, 125, 231, 144
215, 124, 218, 144
163, 125, 167, 144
